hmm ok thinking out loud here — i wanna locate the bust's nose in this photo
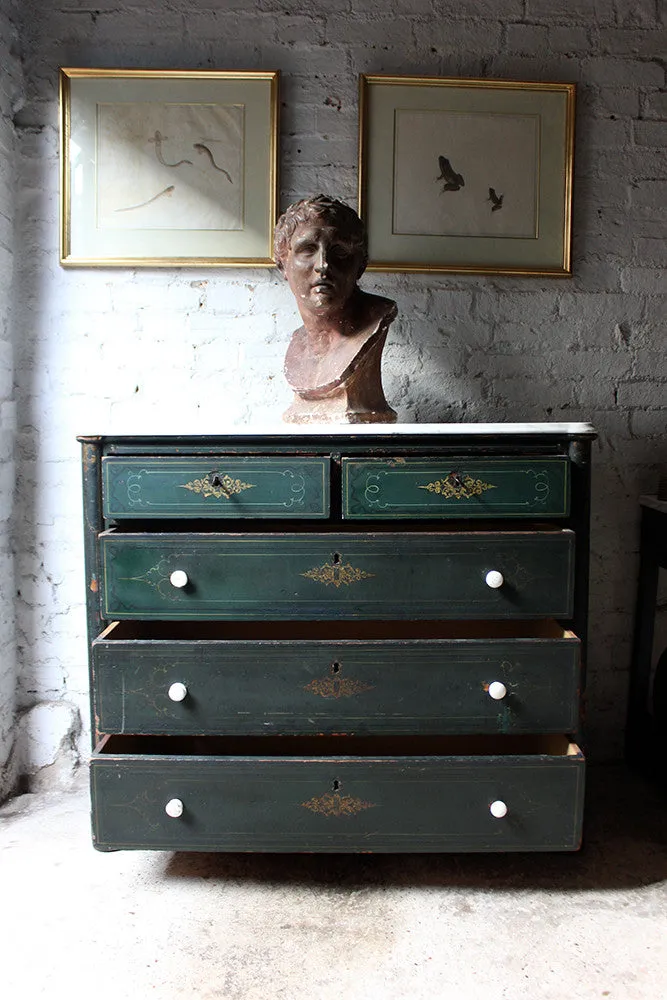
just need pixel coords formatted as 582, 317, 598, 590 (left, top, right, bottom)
314, 242, 329, 272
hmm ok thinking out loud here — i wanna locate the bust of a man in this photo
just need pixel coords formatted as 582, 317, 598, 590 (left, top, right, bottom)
274, 194, 397, 424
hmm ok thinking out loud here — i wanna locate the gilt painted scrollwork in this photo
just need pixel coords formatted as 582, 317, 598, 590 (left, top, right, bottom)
418, 474, 497, 500
301, 560, 375, 588
304, 676, 374, 699
301, 793, 376, 817
180, 474, 255, 499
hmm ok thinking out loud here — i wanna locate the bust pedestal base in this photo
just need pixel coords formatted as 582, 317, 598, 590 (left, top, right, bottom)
283, 390, 397, 425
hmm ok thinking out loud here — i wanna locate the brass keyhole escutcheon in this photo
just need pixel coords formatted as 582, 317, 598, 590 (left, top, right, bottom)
209, 472, 230, 496
331, 661, 341, 674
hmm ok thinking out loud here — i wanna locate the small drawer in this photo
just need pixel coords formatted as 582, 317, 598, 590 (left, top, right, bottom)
90, 734, 585, 852
342, 457, 570, 519
93, 620, 580, 736
102, 456, 330, 519
99, 528, 575, 621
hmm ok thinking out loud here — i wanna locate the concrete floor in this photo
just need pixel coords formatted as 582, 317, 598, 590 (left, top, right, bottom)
0, 764, 665, 1000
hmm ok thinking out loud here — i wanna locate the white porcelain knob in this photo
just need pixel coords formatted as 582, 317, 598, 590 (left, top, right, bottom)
168, 682, 188, 702
485, 570, 504, 589
488, 681, 507, 701
490, 799, 508, 819
165, 798, 184, 818
170, 570, 188, 589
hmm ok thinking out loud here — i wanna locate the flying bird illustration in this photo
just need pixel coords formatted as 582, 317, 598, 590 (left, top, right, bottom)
488, 187, 504, 212
436, 156, 465, 191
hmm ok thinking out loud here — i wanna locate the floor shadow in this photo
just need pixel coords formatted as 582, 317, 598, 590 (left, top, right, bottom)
163, 763, 667, 892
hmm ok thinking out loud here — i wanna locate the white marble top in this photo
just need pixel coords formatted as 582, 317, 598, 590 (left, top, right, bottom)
181, 422, 596, 437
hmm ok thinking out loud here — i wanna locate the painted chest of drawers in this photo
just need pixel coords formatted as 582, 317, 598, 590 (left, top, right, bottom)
80, 423, 595, 852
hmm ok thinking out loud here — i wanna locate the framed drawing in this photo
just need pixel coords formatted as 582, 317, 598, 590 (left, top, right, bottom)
59, 68, 279, 267
358, 75, 575, 276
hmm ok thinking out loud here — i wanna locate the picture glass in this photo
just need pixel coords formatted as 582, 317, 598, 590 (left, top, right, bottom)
359, 76, 575, 276
393, 110, 539, 239
97, 102, 245, 231
60, 69, 278, 267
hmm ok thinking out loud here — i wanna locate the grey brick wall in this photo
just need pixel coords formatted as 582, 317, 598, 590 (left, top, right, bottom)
0, 0, 21, 799
10, 0, 667, 768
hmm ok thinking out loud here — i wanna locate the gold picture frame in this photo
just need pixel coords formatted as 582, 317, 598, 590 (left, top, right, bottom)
358, 74, 575, 276
59, 68, 279, 267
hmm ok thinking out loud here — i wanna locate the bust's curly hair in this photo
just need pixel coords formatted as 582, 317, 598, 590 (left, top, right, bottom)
273, 194, 368, 276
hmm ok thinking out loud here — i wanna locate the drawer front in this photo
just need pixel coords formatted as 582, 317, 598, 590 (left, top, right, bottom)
91, 744, 585, 852
102, 457, 330, 519
93, 633, 580, 736
342, 457, 570, 519
100, 530, 575, 620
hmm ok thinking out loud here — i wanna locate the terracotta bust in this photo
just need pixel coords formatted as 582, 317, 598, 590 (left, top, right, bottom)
274, 194, 397, 424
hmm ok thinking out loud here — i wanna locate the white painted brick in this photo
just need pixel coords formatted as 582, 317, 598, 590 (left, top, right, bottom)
583, 57, 664, 87
633, 350, 667, 378
630, 411, 667, 437
620, 268, 667, 295
434, 0, 522, 16
616, 381, 667, 408
586, 118, 632, 148
599, 28, 667, 56
634, 239, 667, 266
505, 24, 550, 52
203, 281, 255, 315
527, 0, 615, 24
634, 120, 667, 146
548, 25, 591, 52
642, 91, 667, 119
587, 85, 640, 118
414, 19, 503, 51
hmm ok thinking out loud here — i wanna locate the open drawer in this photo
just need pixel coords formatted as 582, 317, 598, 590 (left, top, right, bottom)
93, 620, 581, 736
90, 734, 585, 853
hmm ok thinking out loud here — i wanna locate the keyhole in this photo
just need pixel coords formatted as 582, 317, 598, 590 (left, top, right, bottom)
332, 779, 340, 792
331, 661, 341, 674
333, 552, 341, 565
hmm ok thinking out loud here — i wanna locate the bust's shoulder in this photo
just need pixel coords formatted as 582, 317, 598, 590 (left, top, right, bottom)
357, 290, 398, 325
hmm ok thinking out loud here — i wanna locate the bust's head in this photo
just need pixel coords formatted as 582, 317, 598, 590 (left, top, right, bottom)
274, 195, 369, 318
274, 195, 368, 275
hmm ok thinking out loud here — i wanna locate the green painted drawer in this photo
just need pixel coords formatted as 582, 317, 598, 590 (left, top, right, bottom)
99, 529, 575, 620
342, 457, 570, 519
93, 620, 580, 736
102, 456, 330, 519
91, 734, 585, 852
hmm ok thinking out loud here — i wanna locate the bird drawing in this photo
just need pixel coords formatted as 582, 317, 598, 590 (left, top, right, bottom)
488, 187, 504, 212
436, 156, 465, 191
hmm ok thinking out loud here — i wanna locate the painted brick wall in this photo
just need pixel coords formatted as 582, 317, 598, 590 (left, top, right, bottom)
11, 0, 667, 770
0, 0, 22, 798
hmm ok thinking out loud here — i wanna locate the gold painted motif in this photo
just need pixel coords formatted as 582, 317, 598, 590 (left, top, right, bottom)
419, 474, 497, 500
301, 561, 375, 588
304, 676, 374, 699
180, 474, 255, 499
302, 793, 376, 817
